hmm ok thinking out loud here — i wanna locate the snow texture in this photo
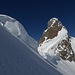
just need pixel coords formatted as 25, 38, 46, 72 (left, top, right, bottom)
0, 14, 37, 50
50, 18, 58, 27
0, 25, 62, 75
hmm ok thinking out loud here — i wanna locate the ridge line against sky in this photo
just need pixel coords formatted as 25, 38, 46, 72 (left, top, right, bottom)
0, 0, 75, 41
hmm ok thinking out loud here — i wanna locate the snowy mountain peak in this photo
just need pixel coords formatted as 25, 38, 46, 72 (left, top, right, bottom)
39, 18, 67, 45
38, 18, 75, 62
0, 14, 37, 49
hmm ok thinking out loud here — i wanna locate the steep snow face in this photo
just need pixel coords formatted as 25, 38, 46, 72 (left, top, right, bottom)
0, 14, 37, 49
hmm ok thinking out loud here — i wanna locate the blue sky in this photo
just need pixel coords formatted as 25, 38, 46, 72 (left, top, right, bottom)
0, 0, 75, 41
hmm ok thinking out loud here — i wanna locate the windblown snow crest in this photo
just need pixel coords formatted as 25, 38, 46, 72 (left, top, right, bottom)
0, 14, 37, 49
38, 18, 75, 62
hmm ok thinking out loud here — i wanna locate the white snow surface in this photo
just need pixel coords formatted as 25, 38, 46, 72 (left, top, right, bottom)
55, 58, 75, 75
0, 14, 37, 50
70, 37, 75, 53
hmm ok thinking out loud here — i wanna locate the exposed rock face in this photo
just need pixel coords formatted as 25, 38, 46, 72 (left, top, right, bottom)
38, 18, 75, 62
39, 18, 62, 44
57, 37, 75, 61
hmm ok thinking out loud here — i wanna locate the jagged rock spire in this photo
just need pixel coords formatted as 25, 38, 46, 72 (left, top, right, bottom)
38, 18, 75, 62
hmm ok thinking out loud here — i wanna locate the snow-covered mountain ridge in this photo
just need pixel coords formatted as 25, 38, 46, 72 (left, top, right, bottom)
0, 23, 63, 75
38, 18, 75, 75
38, 18, 75, 62
0, 14, 37, 50
0, 14, 75, 75
0, 15, 63, 75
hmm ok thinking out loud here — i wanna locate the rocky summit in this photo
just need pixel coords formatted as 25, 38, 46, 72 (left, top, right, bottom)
38, 18, 75, 62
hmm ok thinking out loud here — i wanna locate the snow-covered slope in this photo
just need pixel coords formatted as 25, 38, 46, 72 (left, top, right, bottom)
38, 18, 75, 75
0, 14, 37, 50
0, 23, 62, 75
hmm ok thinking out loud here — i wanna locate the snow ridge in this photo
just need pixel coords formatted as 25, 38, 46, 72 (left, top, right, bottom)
0, 14, 37, 50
